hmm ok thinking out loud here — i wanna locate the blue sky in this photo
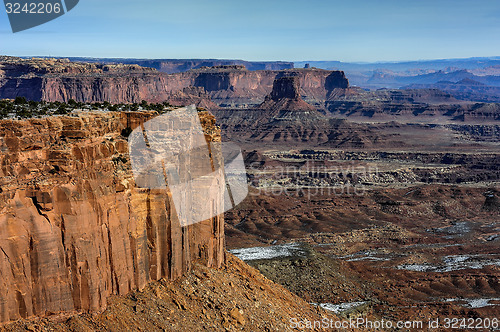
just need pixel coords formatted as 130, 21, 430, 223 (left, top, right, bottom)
1, 0, 500, 62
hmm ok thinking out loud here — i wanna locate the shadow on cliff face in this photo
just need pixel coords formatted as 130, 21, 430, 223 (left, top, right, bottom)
0, 108, 249, 324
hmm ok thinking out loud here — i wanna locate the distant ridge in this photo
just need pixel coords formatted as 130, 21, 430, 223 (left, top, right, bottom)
295, 56, 500, 72
294, 57, 500, 92
21, 56, 294, 74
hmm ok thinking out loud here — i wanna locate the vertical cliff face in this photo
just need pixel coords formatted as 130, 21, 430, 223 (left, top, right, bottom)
39, 75, 172, 104
0, 111, 224, 323
0, 57, 350, 107
269, 76, 302, 101
0, 76, 44, 101
257, 76, 320, 120
194, 72, 232, 91
188, 67, 350, 106
325, 71, 349, 90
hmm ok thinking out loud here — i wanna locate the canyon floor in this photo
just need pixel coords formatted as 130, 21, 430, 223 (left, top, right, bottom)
226, 183, 499, 324
220, 115, 499, 327
221, 120, 499, 328
217, 74, 499, 329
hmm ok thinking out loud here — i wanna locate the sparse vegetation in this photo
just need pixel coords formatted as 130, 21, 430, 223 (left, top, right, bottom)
112, 155, 129, 164
0, 97, 176, 120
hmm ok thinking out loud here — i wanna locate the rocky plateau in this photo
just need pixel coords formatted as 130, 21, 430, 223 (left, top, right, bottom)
0, 55, 499, 330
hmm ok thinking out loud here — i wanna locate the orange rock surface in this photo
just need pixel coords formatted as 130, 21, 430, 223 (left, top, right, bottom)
0, 111, 224, 323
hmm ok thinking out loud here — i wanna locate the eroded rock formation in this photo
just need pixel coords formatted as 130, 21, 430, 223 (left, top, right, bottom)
326, 88, 500, 123
0, 111, 224, 323
250, 75, 325, 124
0, 57, 350, 107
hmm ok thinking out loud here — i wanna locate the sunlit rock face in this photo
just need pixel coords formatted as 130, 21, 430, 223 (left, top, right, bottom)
0, 57, 350, 107
0, 111, 224, 323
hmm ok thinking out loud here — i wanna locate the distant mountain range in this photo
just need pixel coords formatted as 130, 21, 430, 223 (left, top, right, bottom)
296, 57, 500, 102
295, 56, 500, 73
404, 78, 500, 103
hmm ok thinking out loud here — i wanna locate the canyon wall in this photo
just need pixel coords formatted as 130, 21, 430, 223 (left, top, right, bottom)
0, 111, 224, 323
0, 57, 350, 107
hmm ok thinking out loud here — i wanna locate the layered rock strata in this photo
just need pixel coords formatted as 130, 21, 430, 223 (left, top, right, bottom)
0, 57, 350, 107
257, 75, 322, 121
0, 111, 224, 323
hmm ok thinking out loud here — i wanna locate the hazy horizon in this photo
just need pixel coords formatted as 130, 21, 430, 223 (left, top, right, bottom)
4, 54, 500, 65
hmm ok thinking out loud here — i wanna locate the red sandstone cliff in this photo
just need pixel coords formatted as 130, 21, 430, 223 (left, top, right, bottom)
259, 76, 317, 113
0, 57, 350, 107
0, 111, 224, 323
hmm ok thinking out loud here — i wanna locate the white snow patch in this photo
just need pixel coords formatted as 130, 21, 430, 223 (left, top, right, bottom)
336, 250, 391, 262
229, 243, 305, 261
445, 298, 500, 309
347, 256, 390, 262
397, 254, 500, 272
312, 301, 366, 313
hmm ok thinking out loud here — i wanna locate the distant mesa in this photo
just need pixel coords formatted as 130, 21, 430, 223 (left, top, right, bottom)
258, 75, 322, 121
436, 80, 455, 85
456, 78, 485, 86
269, 76, 303, 101
437, 78, 486, 86
54, 57, 294, 74
403, 77, 500, 103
